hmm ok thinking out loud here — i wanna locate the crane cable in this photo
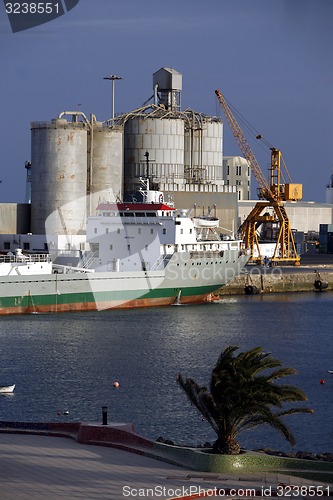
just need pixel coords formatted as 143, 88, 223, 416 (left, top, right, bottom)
215, 93, 293, 183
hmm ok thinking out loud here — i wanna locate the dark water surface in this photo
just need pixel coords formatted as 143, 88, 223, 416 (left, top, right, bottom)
1, 291, 332, 453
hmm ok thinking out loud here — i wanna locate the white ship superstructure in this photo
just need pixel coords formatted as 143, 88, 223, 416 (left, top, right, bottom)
0, 186, 249, 315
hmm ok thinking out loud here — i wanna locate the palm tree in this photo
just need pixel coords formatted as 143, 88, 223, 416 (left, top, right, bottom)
177, 346, 313, 455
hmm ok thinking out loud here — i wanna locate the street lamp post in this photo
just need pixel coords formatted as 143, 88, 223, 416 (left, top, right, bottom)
103, 74, 122, 122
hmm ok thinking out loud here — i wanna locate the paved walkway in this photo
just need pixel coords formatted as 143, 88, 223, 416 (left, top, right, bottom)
0, 433, 331, 499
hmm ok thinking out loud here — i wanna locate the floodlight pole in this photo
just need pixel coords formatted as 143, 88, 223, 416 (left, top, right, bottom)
103, 75, 123, 122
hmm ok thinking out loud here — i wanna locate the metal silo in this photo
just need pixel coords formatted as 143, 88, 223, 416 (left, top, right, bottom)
31, 117, 88, 235
89, 123, 123, 213
153, 67, 182, 111
123, 113, 185, 193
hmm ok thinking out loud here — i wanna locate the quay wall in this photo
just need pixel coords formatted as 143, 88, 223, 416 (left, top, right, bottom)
220, 269, 333, 295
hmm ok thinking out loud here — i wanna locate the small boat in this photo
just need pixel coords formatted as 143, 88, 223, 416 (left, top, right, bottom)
0, 384, 15, 393
327, 370, 333, 375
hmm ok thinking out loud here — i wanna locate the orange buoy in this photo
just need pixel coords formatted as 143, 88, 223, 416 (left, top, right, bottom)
320, 379, 325, 384
113, 381, 120, 388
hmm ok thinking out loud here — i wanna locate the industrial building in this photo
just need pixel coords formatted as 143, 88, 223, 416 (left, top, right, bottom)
117, 68, 238, 234
222, 156, 251, 201
0, 67, 333, 256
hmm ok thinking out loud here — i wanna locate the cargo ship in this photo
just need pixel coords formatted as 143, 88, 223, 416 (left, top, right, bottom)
0, 187, 249, 315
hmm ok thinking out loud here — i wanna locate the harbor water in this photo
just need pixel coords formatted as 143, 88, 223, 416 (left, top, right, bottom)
1, 291, 333, 454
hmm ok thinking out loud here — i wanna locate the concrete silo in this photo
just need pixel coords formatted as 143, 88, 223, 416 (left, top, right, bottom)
31, 116, 88, 235
184, 111, 223, 184
121, 68, 225, 199
89, 123, 123, 213
123, 112, 185, 195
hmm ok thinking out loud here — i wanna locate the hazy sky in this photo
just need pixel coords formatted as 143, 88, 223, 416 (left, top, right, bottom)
0, 0, 332, 203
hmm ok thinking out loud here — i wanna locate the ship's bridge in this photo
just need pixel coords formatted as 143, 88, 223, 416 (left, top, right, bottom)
95, 202, 175, 220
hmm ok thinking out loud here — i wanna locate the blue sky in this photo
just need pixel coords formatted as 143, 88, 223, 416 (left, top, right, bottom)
0, 0, 332, 203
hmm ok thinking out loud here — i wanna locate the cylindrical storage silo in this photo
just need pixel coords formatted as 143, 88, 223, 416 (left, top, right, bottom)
184, 116, 223, 182
31, 119, 88, 235
124, 116, 184, 193
89, 124, 123, 214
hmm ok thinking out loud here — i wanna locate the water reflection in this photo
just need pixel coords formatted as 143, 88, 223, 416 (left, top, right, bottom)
0, 292, 332, 452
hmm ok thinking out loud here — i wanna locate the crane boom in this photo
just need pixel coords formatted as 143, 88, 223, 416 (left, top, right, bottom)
215, 89, 300, 265
215, 90, 274, 201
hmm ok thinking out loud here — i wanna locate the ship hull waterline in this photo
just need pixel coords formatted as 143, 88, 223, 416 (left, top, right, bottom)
0, 253, 248, 315
0, 287, 220, 315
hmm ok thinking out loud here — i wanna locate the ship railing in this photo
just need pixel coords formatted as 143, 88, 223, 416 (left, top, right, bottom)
77, 251, 99, 269
150, 254, 172, 270
0, 253, 52, 264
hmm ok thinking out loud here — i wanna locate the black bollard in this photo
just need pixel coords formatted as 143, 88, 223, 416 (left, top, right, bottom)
102, 406, 108, 425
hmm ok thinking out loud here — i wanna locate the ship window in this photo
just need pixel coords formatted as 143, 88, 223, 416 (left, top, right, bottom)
117, 228, 120, 234
138, 228, 141, 234
150, 229, 154, 234
180, 229, 183, 234
94, 228, 97, 234
127, 245, 131, 251
135, 212, 145, 217
147, 212, 157, 217
106, 228, 109, 234
145, 245, 148, 251
189, 229, 192, 234
90, 243, 99, 257
4, 242, 10, 250
109, 244, 113, 250
175, 221, 181, 225
163, 229, 166, 234
23, 242, 30, 250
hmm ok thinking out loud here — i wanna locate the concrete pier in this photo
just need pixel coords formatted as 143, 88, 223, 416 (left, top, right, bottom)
221, 255, 333, 296
221, 269, 333, 295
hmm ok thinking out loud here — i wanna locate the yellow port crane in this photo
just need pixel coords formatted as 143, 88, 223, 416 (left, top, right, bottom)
215, 89, 302, 265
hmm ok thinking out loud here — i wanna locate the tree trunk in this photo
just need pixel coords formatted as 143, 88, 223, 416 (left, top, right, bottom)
213, 437, 241, 455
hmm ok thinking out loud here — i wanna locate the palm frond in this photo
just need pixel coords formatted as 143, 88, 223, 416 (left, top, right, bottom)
177, 346, 314, 454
